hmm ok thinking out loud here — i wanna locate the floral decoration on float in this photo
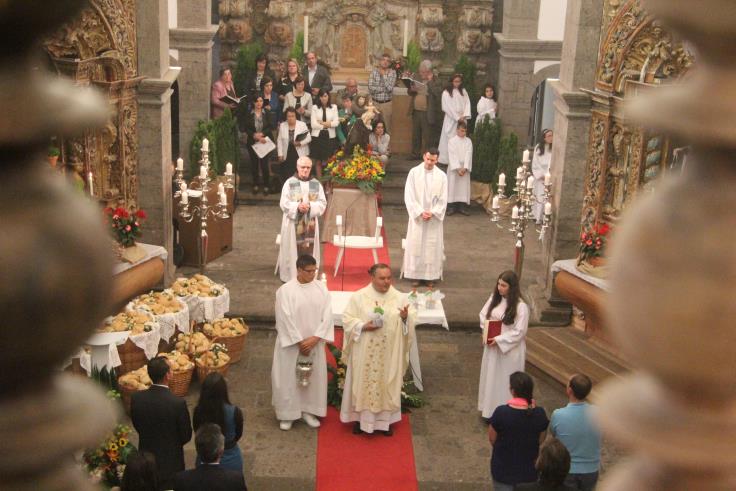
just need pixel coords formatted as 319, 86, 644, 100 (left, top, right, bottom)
104, 206, 148, 263
577, 222, 611, 278
321, 145, 385, 193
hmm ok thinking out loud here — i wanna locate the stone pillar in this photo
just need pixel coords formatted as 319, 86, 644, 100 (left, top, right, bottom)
542, 0, 603, 302
137, 0, 180, 283
170, 0, 218, 163
494, 0, 562, 140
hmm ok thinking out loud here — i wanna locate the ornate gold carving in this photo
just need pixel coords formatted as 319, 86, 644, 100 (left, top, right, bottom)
581, 113, 609, 230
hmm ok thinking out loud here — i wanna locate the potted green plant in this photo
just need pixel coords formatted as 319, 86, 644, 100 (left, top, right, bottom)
48, 146, 60, 168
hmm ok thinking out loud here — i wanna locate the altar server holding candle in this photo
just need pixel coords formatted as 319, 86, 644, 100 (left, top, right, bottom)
276, 157, 326, 282
446, 121, 473, 216
478, 270, 530, 418
272, 254, 333, 431
531, 129, 553, 223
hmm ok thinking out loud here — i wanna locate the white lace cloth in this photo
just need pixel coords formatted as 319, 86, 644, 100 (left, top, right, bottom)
551, 259, 609, 291
127, 296, 190, 342
182, 288, 231, 323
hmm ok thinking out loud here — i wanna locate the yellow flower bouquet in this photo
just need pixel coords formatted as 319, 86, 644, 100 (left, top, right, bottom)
321, 145, 385, 193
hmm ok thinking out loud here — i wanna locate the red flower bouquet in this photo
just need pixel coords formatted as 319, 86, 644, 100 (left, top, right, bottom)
579, 222, 610, 262
104, 207, 147, 247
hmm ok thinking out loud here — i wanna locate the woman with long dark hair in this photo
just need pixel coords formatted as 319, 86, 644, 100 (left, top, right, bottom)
438, 73, 471, 166
192, 373, 244, 472
532, 129, 553, 223
478, 270, 530, 418
476, 83, 498, 126
309, 89, 339, 177
283, 76, 312, 124
488, 371, 550, 491
516, 437, 575, 491
120, 451, 158, 491
241, 93, 275, 195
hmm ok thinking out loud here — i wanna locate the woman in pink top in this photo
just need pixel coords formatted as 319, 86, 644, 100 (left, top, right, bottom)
211, 67, 238, 119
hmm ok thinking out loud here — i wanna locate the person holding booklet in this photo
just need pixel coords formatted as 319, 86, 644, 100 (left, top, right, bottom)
277, 107, 311, 183
241, 94, 276, 195
478, 270, 530, 419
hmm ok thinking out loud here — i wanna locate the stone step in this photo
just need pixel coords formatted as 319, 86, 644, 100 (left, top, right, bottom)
525, 326, 630, 400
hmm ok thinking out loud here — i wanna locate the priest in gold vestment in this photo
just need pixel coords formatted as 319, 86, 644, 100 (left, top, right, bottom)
340, 264, 416, 435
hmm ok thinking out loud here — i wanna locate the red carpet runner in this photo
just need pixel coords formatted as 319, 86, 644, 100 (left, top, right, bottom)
316, 218, 419, 491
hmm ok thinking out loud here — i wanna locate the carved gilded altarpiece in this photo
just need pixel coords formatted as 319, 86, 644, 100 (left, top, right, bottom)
43, 0, 142, 208
581, 0, 693, 230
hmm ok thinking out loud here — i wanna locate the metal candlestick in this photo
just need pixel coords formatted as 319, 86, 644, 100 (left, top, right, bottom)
177, 144, 230, 272
490, 152, 553, 280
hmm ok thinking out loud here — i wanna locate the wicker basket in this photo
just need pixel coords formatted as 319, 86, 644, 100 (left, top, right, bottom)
118, 383, 145, 415
211, 332, 248, 364
195, 361, 230, 381
168, 366, 195, 397
117, 338, 148, 376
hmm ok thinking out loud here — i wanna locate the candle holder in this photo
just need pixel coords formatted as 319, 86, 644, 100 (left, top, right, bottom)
173, 164, 185, 199
177, 141, 230, 272
490, 151, 553, 280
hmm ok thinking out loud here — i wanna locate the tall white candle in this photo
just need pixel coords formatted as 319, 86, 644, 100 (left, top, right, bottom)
498, 173, 506, 186
181, 190, 189, 205
218, 182, 225, 195
516, 166, 523, 178
403, 19, 409, 57
200, 166, 206, 179
544, 202, 552, 215
201, 138, 209, 152
527, 176, 535, 189
225, 162, 233, 175
492, 196, 499, 209
219, 191, 227, 206
180, 182, 187, 192
511, 205, 519, 219
176, 158, 184, 171
87, 172, 94, 196
522, 149, 530, 163
544, 172, 552, 185
304, 15, 309, 53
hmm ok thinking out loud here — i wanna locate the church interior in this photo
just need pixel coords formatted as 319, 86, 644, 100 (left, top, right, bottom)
2, 0, 733, 489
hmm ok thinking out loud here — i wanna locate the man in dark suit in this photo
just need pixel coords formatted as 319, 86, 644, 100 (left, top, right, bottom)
173, 423, 248, 491
303, 51, 332, 101
131, 356, 193, 490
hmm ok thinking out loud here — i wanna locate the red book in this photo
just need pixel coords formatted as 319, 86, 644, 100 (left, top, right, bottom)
483, 320, 503, 344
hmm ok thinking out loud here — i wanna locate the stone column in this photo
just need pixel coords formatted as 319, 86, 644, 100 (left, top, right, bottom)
494, 0, 562, 140
541, 0, 603, 312
170, 0, 218, 163
137, 0, 180, 283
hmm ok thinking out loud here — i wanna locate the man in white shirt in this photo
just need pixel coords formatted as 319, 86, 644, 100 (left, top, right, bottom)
272, 254, 333, 430
401, 148, 448, 287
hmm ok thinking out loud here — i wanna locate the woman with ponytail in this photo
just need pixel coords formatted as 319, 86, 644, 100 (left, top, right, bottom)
488, 371, 550, 491
478, 270, 530, 418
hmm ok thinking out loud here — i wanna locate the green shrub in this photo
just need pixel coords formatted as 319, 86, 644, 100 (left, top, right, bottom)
189, 108, 240, 178
471, 118, 502, 183
288, 32, 305, 66
233, 41, 264, 96
454, 55, 478, 127
495, 132, 522, 192
406, 40, 421, 73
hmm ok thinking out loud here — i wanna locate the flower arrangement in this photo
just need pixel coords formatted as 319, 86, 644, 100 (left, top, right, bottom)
326, 343, 424, 411
322, 145, 385, 193
579, 222, 611, 263
83, 421, 136, 487
104, 207, 147, 247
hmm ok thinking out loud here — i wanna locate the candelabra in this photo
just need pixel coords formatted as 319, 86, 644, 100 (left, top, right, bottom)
490, 149, 553, 280
177, 138, 233, 272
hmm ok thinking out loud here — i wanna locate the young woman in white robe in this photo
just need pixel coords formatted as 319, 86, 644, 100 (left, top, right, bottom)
476, 83, 497, 127
438, 74, 471, 165
478, 270, 530, 418
531, 129, 553, 223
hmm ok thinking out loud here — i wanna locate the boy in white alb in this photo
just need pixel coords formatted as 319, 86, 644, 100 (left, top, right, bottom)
446, 122, 473, 216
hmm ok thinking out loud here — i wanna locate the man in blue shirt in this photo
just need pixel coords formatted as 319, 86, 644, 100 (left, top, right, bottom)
550, 374, 601, 490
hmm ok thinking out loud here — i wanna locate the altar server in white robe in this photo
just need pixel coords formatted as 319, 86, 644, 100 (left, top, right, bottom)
531, 129, 553, 223
475, 83, 497, 127
402, 148, 448, 286
340, 264, 416, 435
272, 254, 334, 430
438, 74, 471, 165
446, 121, 473, 216
277, 157, 327, 282
478, 270, 530, 418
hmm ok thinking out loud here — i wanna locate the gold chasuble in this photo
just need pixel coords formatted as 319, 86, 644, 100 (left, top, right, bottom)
342, 285, 416, 414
